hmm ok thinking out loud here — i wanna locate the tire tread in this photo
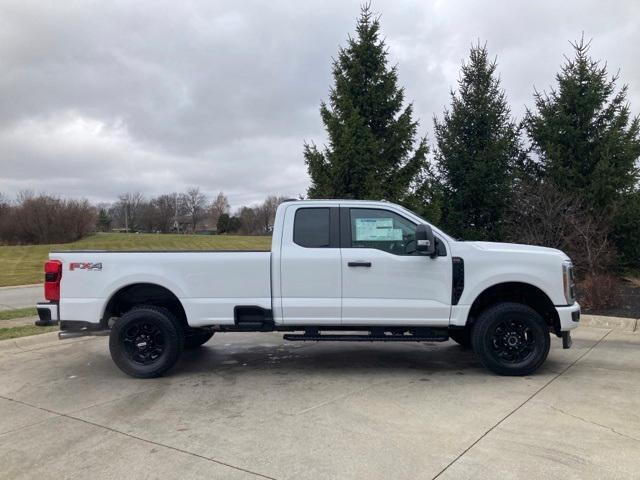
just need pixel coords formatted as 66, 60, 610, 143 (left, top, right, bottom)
109, 305, 184, 378
471, 302, 550, 376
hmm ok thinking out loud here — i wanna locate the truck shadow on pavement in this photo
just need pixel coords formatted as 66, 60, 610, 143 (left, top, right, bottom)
165, 331, 627, 379
170, 340, 486, 378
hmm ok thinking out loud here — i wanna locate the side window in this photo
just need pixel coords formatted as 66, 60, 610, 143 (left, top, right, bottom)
349, 208, 418, 255
294, 208, 331, 248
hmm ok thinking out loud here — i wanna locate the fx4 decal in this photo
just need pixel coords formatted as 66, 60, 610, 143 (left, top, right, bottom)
69, 262, 103, 271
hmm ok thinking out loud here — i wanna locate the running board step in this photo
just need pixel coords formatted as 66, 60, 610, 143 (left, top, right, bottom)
283, 334, 448, 343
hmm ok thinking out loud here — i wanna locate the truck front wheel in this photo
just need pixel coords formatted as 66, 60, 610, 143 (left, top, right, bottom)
471, 302, 550, 376
109, 305, 184, 378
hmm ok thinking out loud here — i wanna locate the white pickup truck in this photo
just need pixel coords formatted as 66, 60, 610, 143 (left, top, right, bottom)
35, 199, 580, 378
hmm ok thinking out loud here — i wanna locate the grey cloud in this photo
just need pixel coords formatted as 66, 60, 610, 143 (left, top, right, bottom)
1, 0, 638, 209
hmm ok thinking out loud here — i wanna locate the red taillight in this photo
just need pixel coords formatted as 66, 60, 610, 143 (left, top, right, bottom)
44, 260, 62, 302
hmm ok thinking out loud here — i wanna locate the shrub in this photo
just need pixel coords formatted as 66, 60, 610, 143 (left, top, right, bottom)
578, 273, 622, 310
0, 194, 96, 245
505, 181, 616, 277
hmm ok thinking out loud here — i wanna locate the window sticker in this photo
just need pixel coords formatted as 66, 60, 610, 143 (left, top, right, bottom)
355, 218, 402, 241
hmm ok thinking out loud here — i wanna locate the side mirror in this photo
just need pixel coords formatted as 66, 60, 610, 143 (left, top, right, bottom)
416, 224, 436, 257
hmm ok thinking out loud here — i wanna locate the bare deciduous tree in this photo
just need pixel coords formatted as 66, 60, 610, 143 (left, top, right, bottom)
237, 206, 259, 235
115, 192, 144, 232
256, 195, 287, 234
210, 192, 230, 229
153, 194, 179, 233
180, 187, 207, 233
138, 201, 158, 233
0, 193, 9, 219
234, 196, 287, 235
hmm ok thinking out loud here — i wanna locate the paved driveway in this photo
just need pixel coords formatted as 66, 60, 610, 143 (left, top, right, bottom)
0, 327, 638, 479
0, 285, 42, 311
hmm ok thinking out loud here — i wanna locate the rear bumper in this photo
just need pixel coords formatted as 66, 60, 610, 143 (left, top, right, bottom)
35, 302, 107, 339
35, 302, 59, 326
556, 302, 580, 332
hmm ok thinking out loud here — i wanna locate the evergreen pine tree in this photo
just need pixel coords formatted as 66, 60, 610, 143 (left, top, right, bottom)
97, 208, 112, 232
304, 4, 428, 205
611, 189, 640, 266
524, 37, 640, 210
525, 37, 640, 267
434, 43, 521, 241
217, 213, 231, 234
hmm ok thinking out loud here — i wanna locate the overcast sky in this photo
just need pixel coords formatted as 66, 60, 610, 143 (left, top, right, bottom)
1, 0, 639, 209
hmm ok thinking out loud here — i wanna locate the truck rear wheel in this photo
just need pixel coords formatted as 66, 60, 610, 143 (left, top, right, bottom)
471, 302, 550, 376
184, 329, 214, 349
109, 305, 184, 378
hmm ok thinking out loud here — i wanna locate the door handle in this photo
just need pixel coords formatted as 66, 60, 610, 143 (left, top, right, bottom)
348, 261, 372, 267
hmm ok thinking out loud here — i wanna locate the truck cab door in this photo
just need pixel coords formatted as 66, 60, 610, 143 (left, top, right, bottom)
278, 205, 342, 325
340, 207, 452, 326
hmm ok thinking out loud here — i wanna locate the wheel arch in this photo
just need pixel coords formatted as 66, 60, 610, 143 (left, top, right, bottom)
101, 282, 187, 329
466, 282, 560, 335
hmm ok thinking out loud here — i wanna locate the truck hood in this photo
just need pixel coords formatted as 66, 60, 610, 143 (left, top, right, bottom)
466, 241, 569, 260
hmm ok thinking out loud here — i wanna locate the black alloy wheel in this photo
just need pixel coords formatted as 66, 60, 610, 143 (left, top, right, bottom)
471, 302, 550, 376
109, 305, 184, 378
491, 319, 536, 363
122, 320, 167, 365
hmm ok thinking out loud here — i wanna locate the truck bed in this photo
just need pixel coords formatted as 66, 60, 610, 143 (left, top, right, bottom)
51, 250, 272, 327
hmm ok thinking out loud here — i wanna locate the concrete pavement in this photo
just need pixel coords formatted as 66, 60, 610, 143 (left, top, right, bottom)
0, 285, 42, 311
0, 327, 638, 479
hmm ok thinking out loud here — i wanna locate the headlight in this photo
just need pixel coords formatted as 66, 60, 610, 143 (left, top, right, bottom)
562, 260, 576, 304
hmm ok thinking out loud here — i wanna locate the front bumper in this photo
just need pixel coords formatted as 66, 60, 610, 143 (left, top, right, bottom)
556, 302, 581, 331
556, 302, 580, 349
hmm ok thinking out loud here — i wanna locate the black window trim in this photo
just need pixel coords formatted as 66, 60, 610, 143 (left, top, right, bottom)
339, 206, 351, 248
293, 206, 340, 249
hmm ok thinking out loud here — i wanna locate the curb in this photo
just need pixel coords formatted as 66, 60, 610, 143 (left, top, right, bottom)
0, 331, 96, 354
580, 314, 638, 332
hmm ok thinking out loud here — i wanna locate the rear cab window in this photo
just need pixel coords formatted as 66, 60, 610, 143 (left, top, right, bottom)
293, 208, 331, 248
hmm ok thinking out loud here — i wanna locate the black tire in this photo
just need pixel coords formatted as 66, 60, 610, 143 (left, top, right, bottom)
449, 328, 472, 348
471, 302, 550, 376
184, 329, 214, 349
109, 305, 184, 378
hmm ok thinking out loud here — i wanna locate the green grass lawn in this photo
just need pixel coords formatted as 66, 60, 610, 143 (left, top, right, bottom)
0, 325, 58, 341
0, 233, 271, 287
0, 307, 37, 321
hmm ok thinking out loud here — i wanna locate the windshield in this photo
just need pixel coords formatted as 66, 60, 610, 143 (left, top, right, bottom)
396, 205, 456, 243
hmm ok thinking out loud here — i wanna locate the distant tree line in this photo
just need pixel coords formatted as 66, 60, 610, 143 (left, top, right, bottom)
0, 188, 288, 245
100, 189, 287, 236
305, 5, 640, 307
